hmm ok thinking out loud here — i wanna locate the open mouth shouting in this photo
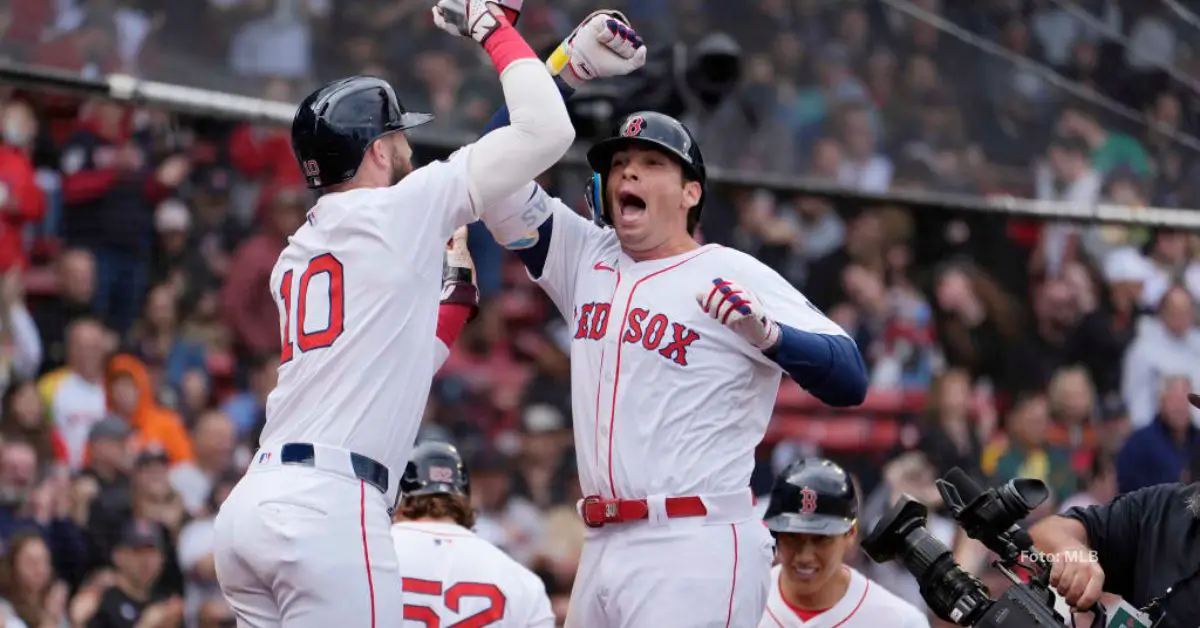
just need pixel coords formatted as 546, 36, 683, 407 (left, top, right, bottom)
616, 189, 647, 225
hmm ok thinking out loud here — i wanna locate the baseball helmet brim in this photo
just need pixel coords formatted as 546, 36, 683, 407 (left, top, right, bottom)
1189, 393, 1200, 409
765, 512, 855, 535
390, 112, 435, 133
586, 136, 702, 181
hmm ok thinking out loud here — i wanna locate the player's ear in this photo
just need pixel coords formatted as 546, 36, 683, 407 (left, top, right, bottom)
681, 179, 702, 211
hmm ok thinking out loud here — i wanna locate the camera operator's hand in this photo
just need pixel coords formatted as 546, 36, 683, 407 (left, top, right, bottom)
1048, 550, 1105, 610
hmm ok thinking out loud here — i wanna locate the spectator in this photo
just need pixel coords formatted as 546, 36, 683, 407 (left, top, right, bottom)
219, 186, 305, 368
85, 519, 182, 628
176, 473, 238, 626
1121, 286, 1200, 429
1065, 247, 1149, 397
0, 532, 70, 628
930, 262, 1025, 393
1044, 366, 1099, 473
835, 102, 893, 193
196, 598, 235, 628
148, 200, 211, 315
0, 271, 46, 386
0, 99, 47, 272
1140, 230, 1193, 310
1058, 451, 1117, 513
1115, 375, 1199, 493
0, 381, 62, 469
59, 99, 188, 336
1056, 106, 1151, 178
470, 450, 545, 568
30, 250, 98, 375
918, 369, 984, 481
219, 354, 274, 441
981, 392, 1076, 504
168, 411, 235, 517
38, 318, 109, 471
104, 354, 193, 466
76, 418, 133, 575
127, 452, 185, 599
127, 283, 206, 398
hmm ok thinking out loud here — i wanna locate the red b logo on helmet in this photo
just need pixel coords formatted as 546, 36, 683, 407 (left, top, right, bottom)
429, 466, 454, 483
799, 488, 818, 514
303, 160, 320, 177
621, 116, 645, 137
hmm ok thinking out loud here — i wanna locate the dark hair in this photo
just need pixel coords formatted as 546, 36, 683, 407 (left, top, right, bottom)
0, 533, 53, 626
397, 493, 475, 528
0, 381, 53, 464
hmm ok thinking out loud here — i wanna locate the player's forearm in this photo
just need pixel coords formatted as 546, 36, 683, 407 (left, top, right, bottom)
766, 325, 868, 407
1029, 515, 1093, 554
479, 74, 576, 138
467, 25, 574, 210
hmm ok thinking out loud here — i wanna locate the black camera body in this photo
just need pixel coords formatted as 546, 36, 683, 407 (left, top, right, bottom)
861, 469, 1104, 628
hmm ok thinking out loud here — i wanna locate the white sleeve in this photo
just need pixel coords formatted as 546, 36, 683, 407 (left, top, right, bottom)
384, 145, 480, 243
742, 256, 848, 337
482, 184, 608, 318
521, 571, 556, 628
466, 59, 574, 211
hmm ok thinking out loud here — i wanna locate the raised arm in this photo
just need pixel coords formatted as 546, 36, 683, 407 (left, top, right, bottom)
434, 227, 479, 371
432, 0, 574, 210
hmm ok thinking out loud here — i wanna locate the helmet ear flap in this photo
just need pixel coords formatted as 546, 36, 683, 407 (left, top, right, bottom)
587, 172, 610, 228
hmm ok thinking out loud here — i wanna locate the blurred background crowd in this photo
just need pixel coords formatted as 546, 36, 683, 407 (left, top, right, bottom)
0, 0, 1197, 626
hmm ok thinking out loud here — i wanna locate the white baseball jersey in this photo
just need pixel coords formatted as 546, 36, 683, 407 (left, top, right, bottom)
260, 147, 479, 475
760, 565, 930, 628
391, 521, 555, 628
500, 189, 849, 499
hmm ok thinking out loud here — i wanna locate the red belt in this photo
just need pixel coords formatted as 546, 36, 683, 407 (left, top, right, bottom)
580, 495, 708, 528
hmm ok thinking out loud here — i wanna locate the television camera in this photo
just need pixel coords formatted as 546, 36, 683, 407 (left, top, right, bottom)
861, 468, 1106, 627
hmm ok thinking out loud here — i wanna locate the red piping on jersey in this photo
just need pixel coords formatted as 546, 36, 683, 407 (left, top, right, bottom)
724, 523, 739, 628
778, 566, 869, 627
593, 270, 622, 483
605, 246, 717, 498
359, 480, 377, 628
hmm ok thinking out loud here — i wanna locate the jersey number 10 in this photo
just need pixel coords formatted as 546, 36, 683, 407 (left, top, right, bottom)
402, 578, 506, 627
278, 253, 346, 364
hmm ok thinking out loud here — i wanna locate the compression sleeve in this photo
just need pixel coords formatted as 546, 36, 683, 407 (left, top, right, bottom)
766, 324, 868, 407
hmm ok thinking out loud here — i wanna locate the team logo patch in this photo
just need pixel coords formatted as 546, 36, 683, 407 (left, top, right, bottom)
429, 466, 455, 483
621, 115, 645, 137
799, 487, 818, 514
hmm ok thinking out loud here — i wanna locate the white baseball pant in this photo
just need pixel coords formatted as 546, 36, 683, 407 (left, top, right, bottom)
213, 443, 402, 627
564, 492, 774, 628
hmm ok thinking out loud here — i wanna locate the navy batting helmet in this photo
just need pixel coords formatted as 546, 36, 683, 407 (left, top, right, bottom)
291, 76, 433, 189
400, 441, 470, 498
584, 111, 706, 229
763, 458, 859, 536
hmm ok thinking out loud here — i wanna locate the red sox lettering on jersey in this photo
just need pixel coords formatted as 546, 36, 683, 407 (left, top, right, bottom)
573, 302, 702, 366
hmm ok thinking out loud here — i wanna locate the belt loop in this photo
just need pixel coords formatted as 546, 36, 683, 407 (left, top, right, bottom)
646, 495, 669, 526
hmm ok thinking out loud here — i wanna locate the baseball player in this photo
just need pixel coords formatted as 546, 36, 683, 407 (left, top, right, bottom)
474, 104, 869, 622
211, 1, 580, 624
391, 441, 555, 627
760, 458, 930, 628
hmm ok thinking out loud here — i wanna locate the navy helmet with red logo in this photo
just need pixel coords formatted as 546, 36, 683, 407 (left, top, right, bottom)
290, 76, 433, 189
584, 111, 707, 229
763, 458, 858, 536
400, 441, 470, 497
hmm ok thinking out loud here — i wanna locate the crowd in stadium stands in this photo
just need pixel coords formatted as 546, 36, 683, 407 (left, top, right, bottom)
0, 0, 1197, 626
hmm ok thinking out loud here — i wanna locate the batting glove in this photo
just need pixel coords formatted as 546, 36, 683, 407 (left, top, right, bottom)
441, 227, 479, 314
432, 0, 520, 44
696, 278, 781, 352
547, 11, 646, 90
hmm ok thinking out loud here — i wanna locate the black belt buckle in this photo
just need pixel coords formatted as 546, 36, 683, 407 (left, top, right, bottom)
279, 443, 389, 497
